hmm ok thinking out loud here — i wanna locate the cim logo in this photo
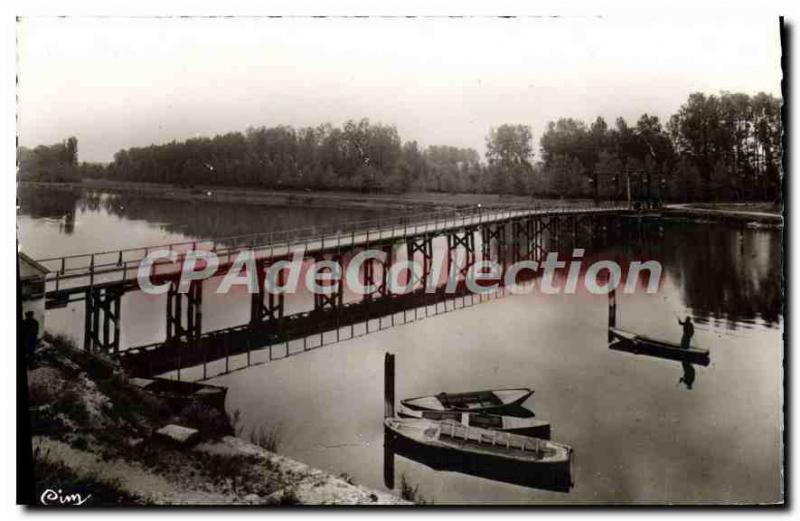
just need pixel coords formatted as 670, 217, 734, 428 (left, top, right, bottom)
40, 489, 92, 506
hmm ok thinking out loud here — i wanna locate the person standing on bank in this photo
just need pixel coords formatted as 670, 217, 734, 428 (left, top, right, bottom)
678, 315, 694, 350
22, 311, 39, 358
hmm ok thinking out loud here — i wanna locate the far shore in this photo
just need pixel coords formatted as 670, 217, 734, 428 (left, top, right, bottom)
18, 179, 603, 212
663, 203, 783, 226
19, 179, 782, 224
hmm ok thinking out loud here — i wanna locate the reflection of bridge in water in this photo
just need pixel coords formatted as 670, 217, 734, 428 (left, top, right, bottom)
36, 205, 635, 381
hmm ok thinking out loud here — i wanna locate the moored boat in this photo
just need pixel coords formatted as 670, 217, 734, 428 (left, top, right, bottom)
401, 388, 533, 413
397, 405, 551, 439
128, 376, 228, 412
384, 417, 571, 467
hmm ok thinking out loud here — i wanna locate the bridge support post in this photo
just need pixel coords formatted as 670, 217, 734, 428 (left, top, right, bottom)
313, 255, 344, 312
513, 217, 541, 262
166, 278, 203, 343
553, 216, 561, 248
363, 245, 393, 333
364, 245, 392, 302
511, 219, 524, 262
83, 285, 123, 354
166, 278, 203, 381
406, 234, 433, 290
481, 223, 506, 265
532, 217, 544, 263
526, 218, 535, 257
364, 255, 377, 301
250, 260, 284, 327
447, 227, 476, 279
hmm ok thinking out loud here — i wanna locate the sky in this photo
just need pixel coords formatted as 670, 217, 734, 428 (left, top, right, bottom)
16, 16, 783, 163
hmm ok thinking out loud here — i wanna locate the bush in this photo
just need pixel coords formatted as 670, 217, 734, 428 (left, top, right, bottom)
249, 424, 282, 452
267, 487, 300, 506
399, 474, 430, 504
176, 402, 233, 439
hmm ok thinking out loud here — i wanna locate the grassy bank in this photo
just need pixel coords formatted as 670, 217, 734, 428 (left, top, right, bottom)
663, 203, 783, 226
682, 202, 782, 215
26, 335, 408, 506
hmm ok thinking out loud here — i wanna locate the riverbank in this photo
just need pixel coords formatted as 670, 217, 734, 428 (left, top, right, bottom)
19, 179, 597, 211
662, 203, 783, 226
20, 179, 784, 229
26, 336, 409, 506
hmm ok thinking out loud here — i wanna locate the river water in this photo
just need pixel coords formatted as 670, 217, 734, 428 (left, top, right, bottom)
18, 185, 783, 504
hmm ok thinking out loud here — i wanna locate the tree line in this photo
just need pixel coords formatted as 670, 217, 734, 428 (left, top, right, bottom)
18, 137, 79, 182
537, 91, 782, 202
18, 90, 782, 202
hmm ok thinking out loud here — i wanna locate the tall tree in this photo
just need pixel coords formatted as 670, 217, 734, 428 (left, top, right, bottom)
18, 137, 79, 181
486, 124, 534, 194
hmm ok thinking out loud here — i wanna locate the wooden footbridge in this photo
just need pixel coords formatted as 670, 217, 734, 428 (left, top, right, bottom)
35, 204, 635, 380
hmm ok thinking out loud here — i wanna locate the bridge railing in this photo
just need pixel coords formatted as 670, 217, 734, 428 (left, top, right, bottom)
34, 206, 463, 271
37, 202, 628, 290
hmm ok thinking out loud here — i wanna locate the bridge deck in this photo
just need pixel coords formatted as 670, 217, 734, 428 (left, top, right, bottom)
38, 205, 631, 299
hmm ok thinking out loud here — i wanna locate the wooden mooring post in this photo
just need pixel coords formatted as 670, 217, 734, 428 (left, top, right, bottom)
383, 352, 396, 489
384, 352, 395, 418
608, 289, 617, 342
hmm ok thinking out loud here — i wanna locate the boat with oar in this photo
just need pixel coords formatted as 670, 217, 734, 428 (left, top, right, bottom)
401, 388, 533, 413
397, 405, 551, 438
608, 327, 710, 366
384, 417, 571, 468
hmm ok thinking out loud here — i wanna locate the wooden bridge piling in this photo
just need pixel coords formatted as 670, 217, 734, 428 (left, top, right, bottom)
447, 226, 477, 279
166, 278, 202, 344
406, 234, 433, 290
83, 285, 122, 354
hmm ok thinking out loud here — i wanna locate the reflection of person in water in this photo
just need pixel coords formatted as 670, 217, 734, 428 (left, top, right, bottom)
677, 316, 694, 349
679, 362, 695, 390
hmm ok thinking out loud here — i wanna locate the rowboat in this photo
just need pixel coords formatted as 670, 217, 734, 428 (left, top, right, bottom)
397, 405, 551, 439
384, 417, 571, 467
401, 388, 533, 413
609, 327, 710, 366
384, 430, 573, 492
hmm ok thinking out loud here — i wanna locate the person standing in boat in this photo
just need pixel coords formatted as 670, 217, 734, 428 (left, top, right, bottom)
677, 316, 694, 349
